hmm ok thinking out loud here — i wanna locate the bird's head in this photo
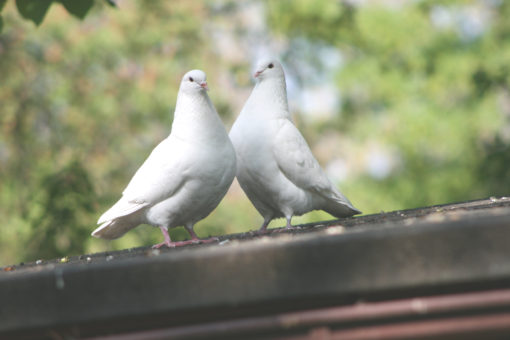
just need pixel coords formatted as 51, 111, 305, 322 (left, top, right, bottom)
181, 69, 209, 93
253, 58, 284, 81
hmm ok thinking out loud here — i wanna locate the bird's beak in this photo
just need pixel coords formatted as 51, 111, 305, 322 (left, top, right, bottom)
254, 70, 262, 78
200, 81, 209, 91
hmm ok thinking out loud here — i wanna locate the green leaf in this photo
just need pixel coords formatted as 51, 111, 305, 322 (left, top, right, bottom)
104, 0, 117, 8
58, 0, 94, 19
0, 0, 4, 32
15, 0, 53, 26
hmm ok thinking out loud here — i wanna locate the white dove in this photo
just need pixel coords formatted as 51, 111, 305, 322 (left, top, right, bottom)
92, 70, 236, 248
229, 58, 361, 232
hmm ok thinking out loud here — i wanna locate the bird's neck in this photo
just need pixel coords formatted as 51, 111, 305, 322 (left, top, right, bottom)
171, 91, 227, 144
249, 77, 290, 119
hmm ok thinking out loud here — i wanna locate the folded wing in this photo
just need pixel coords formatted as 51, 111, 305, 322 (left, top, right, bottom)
272, 119, 360, 215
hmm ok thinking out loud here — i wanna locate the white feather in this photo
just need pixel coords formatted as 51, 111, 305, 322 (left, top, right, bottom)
93, 70, 236, 241
229, 58, 360, 227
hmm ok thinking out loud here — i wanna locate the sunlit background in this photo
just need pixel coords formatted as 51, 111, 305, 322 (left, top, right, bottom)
1, 0, 509, 266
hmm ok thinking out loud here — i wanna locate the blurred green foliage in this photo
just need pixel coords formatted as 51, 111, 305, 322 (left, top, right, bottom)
269, 0, 510, 212
0, 0, 509, 265
0, 0, 111, 30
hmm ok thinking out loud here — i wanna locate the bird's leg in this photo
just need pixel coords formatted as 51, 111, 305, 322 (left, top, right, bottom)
184, 224, 219, 245
152, 226, 211, 248
274, 215, 294, 233
152, 227, 175, 249
256, 217, 271, 234
285, 216, 293, 229
186, 225, 201, 244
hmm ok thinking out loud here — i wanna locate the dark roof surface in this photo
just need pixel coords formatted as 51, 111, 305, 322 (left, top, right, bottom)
1, 197, 510, 339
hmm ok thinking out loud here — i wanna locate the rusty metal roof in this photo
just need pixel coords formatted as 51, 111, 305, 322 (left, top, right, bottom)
1, 197, 510, 339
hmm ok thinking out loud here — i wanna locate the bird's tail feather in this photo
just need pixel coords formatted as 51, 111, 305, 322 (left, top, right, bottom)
321, 190, 362, 218
324, 202, 361, 218
97, 197, 148, 224
93, 197, 148, 239
92, 218, 139, 240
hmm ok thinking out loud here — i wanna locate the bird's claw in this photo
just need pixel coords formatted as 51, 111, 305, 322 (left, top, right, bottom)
197, 237, 220, 244
152, 242, 175, 249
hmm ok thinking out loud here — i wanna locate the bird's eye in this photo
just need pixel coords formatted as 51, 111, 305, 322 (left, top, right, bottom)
268, 63, 274, 69
189, 77, 194, 82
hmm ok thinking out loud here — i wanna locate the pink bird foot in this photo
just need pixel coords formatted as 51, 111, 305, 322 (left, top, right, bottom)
198, 236, 220, 244
152, 241, 175, 249
273, 217, 296, 233
255, 219, 272, 235
152, 227, 174, 248
152, 227, 220, 248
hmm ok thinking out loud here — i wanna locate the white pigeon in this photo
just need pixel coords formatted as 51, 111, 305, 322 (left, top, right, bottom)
92, 70, 236, 248
229, 58, 361, 232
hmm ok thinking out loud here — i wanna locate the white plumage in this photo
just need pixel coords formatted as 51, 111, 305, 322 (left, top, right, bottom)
92, 70, 236, 248
229, 58, 361, 231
